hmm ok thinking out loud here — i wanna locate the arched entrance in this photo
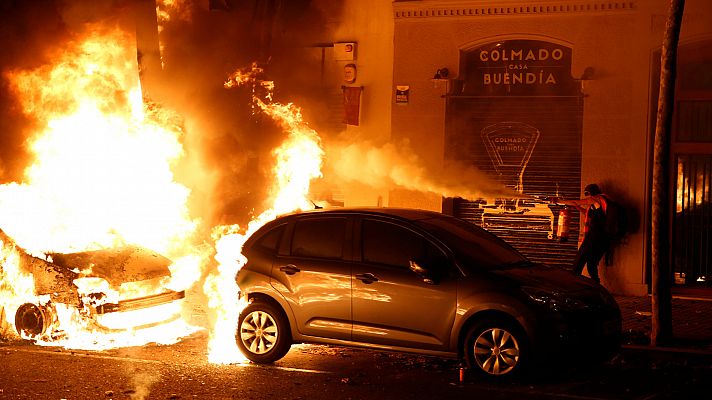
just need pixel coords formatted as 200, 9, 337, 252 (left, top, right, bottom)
444, 39, 584, 268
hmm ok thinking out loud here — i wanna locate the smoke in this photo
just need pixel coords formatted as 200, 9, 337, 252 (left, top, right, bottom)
138, 0, 345, 229
0, 0, 344, 229
323, 139, 520, 201
127, 368, 160, 400
0, 0, 66, 182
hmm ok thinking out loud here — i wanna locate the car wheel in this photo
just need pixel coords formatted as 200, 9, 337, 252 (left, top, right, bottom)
464, 318, 528, 379
236, 300, 291, 363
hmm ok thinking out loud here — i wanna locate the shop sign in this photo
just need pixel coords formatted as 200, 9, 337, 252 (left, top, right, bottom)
462, 40, 578, 96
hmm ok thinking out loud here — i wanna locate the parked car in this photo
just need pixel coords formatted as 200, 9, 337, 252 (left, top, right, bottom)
235, 208, 622, 379
1, 229, 185, 341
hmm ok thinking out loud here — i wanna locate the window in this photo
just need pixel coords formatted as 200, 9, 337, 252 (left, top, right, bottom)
254, 224, 285, 254
415, 215, 527, 271
291, 217, 346, 259
362, 219, 442, 269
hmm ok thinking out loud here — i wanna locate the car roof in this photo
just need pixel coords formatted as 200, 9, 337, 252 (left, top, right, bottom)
246, 207, 448, 245
282, 207, 446, 221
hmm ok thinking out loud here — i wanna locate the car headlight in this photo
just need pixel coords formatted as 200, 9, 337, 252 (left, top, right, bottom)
522, 287, 589, 312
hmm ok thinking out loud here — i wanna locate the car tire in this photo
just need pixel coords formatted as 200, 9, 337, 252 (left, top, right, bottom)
464, 317, 528, 379
236, 300, 291, 363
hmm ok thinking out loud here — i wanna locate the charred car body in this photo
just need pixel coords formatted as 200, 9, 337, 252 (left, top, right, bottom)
235, 208, 622, 379
1, 229, 185, 341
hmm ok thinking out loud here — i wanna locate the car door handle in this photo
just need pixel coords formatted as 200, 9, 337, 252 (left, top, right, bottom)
355, 273, 379, 284
279, 265, 301, 275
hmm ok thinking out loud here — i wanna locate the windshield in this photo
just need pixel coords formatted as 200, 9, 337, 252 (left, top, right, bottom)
414, 215, 529, 272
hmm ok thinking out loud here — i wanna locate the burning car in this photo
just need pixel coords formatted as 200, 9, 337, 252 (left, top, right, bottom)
1, 228, 186, 343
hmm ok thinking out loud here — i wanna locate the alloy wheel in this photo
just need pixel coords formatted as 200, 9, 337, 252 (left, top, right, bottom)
473, 327, 520, 375
240, 310, 279, 355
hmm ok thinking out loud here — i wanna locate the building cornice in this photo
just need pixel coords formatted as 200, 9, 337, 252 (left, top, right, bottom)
393, 1, 637, 19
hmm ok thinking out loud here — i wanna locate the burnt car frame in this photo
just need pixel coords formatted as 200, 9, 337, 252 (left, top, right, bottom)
2, 229, 185, 341
234, 208, 622, 379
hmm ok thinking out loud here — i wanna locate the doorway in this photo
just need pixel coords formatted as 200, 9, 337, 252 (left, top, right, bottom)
653, 39, 712, 291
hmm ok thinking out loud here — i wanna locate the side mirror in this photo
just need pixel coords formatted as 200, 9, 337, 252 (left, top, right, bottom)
409, 260, 438, 285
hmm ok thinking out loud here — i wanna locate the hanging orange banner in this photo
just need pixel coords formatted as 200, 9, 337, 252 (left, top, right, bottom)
342, 86, 362, 126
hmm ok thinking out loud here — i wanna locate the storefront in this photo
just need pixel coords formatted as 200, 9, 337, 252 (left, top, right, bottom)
388, 0, 712, 296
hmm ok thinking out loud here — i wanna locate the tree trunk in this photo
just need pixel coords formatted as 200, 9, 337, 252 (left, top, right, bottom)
651, 0, 685, 347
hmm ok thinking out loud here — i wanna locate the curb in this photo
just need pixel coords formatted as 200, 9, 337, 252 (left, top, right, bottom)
621, 344, 712, 364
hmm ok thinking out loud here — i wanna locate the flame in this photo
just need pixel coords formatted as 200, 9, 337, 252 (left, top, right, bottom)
0, 240, 38, 340
0, 25, 203, 349
205, 68, 324, 364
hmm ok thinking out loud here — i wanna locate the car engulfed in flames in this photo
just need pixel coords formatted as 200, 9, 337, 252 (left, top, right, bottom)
2, 228, 186, 342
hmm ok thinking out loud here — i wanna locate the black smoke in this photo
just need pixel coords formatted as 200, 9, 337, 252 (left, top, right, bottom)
136, 0, 344, 230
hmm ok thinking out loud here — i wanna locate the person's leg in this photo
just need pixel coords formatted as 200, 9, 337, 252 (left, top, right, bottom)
585, 252, 601, 282
585, 239, 609, 283
572, 237, 593, 276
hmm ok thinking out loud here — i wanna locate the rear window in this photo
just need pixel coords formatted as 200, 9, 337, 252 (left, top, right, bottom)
291, 217, 347, 260
254, 224, 285, 254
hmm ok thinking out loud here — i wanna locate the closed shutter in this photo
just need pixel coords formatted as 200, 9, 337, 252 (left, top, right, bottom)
445, 96, 582, 269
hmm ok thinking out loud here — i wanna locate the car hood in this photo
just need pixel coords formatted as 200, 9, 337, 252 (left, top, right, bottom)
491, 263, 601, 294
49, 246, 172, 287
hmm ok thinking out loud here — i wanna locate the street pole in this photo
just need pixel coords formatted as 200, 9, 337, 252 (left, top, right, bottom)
651, 0, 685, 347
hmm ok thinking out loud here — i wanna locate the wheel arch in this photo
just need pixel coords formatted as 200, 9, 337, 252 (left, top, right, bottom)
243, 291, 295, 340
456, 309, 528, 359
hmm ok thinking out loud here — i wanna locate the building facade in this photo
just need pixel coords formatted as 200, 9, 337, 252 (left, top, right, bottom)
373, 0, 712, 296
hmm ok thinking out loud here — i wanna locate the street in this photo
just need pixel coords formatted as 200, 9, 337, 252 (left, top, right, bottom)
2, 331, 712, 400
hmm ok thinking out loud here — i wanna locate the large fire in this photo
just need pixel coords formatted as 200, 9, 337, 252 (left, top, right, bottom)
0, 25, 203, 349
0, 19, 324, 361
1, 0, 526, 365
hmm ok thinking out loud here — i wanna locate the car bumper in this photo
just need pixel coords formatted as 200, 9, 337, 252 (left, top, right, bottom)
95, 289, 185, 314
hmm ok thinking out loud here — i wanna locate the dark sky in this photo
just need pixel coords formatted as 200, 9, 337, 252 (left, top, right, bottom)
0, 0, 343, 229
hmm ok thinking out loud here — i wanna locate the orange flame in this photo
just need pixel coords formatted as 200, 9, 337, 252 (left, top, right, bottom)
205, 68, 324, 364
0, 25, 203, 349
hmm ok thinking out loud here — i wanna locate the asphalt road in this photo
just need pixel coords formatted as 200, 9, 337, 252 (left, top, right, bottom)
1, 331, 712, 400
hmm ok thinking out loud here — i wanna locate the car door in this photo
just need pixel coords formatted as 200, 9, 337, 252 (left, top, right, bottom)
351, 217, 458, 350
270, 215, 353, 340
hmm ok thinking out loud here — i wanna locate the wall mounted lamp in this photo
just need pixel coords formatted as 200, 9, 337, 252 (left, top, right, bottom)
432, 67, 454, 94
579, 66, 595, 94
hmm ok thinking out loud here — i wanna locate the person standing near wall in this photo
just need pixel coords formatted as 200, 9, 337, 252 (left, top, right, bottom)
551, 183, 611, 283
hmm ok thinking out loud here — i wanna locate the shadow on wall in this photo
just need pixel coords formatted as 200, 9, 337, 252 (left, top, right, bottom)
601, 180, 641, 236
600, 180, 641, 268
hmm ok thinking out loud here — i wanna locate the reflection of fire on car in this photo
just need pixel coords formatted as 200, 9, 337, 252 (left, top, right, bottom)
2, 229, 185, 342
234, 208, 622, 380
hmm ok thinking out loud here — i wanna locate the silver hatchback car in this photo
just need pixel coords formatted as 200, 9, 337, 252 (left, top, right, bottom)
235, 208, 621, 379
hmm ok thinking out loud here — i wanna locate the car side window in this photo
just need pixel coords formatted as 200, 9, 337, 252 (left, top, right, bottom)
291, 217, 347, 259
254, 224, 285, 254
362, 219, 443, 270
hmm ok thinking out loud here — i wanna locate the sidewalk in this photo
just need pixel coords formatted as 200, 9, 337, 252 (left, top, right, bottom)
616, 294, 712, 359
